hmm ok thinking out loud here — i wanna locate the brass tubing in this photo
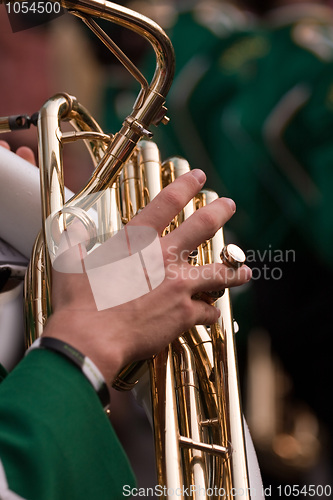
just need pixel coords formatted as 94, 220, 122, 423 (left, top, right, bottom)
59, 0, 175, 100
173, 338, 209, 500
150, 347, 185, 497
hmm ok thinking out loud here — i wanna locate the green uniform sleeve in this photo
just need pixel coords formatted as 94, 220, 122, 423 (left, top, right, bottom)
0, 349, 135, 500
0, 363, 7, 382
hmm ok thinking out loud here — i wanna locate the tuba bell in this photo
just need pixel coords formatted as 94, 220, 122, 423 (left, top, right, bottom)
0, 1, 264, 498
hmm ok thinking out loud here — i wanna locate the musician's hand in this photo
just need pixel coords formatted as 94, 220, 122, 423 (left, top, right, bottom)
0, 140, 36, 165
43, 169, 252, 385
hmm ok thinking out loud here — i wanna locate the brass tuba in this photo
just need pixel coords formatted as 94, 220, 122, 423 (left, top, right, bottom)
1, 1, 263, 498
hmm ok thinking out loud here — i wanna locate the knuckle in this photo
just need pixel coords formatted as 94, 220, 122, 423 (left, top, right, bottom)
163, 243, 177, 262
162, 188, 184, 213
197, 304, 217, 326
219, 265, 238, 285
181, 298, 196, 324
219, 265, 249, 286
177, 170, 201, 193
187, 172, 202, 191
167, 266, 187, 291
217, 197, 235, 217
196, 208, 219, 233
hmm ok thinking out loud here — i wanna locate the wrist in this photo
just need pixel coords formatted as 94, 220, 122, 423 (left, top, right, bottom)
42, 309, 126, 386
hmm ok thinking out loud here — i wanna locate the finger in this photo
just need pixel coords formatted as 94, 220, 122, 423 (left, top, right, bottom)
187, 263, 252, 294
16, 146, 36, 166
0, 141, 10, 150
191, 299, 221, 326
164, 197, 236, 256
128, 169, 206, 233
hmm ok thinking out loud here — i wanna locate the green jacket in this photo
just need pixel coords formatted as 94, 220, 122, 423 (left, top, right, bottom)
155, 3, 333, 268
0, 350, 135, 499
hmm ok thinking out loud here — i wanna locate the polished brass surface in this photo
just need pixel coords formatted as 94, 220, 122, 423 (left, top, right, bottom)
6, 2, 252, 498
221, 244, 246, 270
0, 117, 10, 132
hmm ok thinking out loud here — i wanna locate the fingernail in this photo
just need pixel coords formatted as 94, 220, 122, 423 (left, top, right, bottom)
223, 197, 236, 213
191, 169, 206, 184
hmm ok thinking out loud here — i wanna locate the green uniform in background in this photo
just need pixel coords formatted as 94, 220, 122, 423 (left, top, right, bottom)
156, 3, 333, 268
